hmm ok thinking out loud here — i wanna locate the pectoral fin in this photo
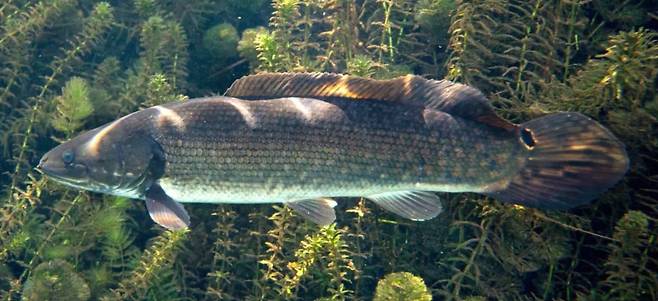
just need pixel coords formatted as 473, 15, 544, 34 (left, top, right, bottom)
287, 198, 337, 226
366, 191, 442, 221
144, 184, 190, 230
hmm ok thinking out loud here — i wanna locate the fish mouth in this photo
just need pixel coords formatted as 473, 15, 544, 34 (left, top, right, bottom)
39, 169, 87, 185
37, 155, 89, 187
38, 165, 89, 186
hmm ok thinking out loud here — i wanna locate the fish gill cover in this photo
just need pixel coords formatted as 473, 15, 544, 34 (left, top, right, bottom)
0, 0, 657, 300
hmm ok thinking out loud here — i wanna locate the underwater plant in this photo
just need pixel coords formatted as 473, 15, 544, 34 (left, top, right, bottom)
22, 259, 90, 301
102, 229, 188, 301
589, 211, 657, 301
374, 271, 432, 301
0, 1, 657, 300
5, 1, 114, 195
415, 0, 455, 43
205, 207, 239, 299
52, 77, 94, 136
346, 54, 380, 78
238, 26, 270, 70
254, 29, 293, 73
138, 16, 189, 94
203, 23, 240, 63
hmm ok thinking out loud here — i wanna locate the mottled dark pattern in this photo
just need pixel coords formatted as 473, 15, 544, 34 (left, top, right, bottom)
142, 96, 526, 201
487, 113, 629, 208
226, 72, 517, 131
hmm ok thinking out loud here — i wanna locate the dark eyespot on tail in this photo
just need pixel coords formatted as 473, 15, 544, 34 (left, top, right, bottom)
519, 128, 536, 149
488, 112, 629, 209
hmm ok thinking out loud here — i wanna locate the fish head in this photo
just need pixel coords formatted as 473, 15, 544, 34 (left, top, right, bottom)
38, 117, 161, 197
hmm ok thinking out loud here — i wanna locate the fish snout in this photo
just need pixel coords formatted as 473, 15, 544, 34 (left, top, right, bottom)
37, 151, 60, 176
37, 149, 73, 178
37, 153, 49, 170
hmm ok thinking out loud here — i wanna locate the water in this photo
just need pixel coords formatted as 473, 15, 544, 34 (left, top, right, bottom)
1, 1, 657, 300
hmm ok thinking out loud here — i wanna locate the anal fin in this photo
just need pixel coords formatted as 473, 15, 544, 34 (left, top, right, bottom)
145, 184, 190, 230
366, 191, 442, 221
287, 198, 337, 226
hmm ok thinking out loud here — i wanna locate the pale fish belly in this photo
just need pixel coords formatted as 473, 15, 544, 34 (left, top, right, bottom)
157, 177, 483, 204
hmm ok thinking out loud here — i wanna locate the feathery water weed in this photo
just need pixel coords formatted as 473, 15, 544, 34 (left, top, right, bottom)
0, 1, 656, 300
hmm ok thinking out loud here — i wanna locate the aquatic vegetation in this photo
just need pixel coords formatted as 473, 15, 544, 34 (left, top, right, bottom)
254, 30, 289, 72
205, 207, 238, 299
237, 26, 269, 70
591, 210, 657, 301
4, 1, 114, 195
593, 0, 648, 28
282, 225, 355, 299
1, 0, 657, 300
544, 29, 658, 114
103, 229, 188, 301
52, 77, 94, 135
138, 16, 189, 93
22, 259, 90, 301
374, 271, 432, 301
415, 0, 455, 42
346, 54, 380, 78
203, 23, 240, 62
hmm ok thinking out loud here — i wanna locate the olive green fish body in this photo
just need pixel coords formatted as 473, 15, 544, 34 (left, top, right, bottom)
39, 73, 629, 230
151, 97, 525, 204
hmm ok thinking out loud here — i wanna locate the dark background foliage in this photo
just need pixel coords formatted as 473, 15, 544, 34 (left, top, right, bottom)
1, 0, 657, 300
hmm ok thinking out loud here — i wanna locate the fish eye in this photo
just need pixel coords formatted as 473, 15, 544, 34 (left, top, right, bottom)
62, 150, 75, 164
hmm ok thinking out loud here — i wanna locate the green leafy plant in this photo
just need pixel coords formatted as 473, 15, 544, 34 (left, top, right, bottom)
586, 211, 657, 301
203, 23, 240, 61
238, 26, 269, 70
52, 77, 94, 135
374, 271, 431, 301
205, 207, 239, 299
102, 229, 188, 301
22, 259, 90, 301
254, 30, 289, 72
0, 1, 657, 300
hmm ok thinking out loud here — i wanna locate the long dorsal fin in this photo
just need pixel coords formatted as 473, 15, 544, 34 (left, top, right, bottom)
225, 72, 516, 130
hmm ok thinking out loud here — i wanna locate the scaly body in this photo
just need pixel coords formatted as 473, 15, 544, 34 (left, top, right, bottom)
38, 73, 629, 230
151, 97, 524, 203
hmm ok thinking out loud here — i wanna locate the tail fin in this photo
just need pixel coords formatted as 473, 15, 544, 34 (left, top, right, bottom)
488, 112, 629, 209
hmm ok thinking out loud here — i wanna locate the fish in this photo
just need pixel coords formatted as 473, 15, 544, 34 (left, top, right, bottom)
37, 73, 629, 230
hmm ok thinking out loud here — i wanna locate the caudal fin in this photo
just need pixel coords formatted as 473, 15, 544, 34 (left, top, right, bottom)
488, 112, 629, 209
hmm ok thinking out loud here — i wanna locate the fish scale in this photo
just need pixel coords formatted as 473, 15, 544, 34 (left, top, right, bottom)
153, 97, 522, 204
39, 72, 628, 229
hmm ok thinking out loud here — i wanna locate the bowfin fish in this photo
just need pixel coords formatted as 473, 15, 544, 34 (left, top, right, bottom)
38, 73, 629, 230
